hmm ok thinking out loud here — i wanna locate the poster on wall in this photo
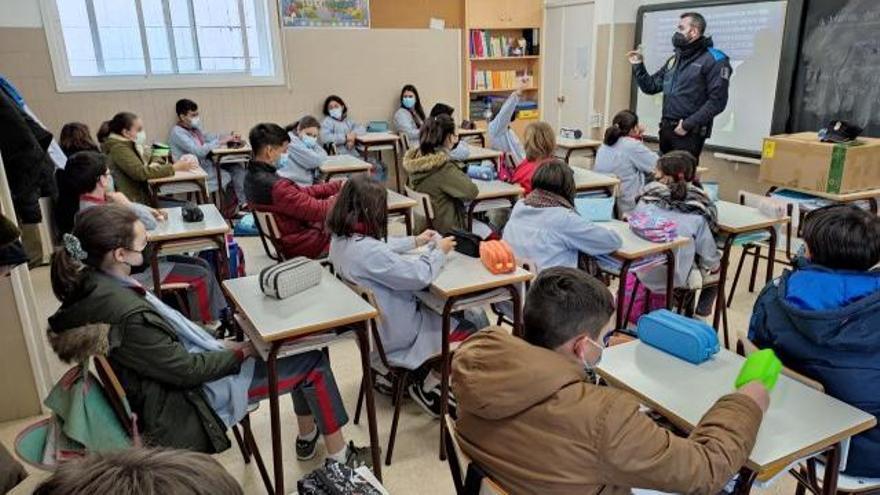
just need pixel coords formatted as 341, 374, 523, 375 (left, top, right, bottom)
280, 0, 370, 28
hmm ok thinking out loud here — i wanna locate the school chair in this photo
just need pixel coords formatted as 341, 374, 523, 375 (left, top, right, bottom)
405, 186, 436, 230
736, 338, 880, 494
339, 277, 411, 466
400, 133, 412, 153
490, 259, 536, 327
324, 142, 338, 155
727, 191, 798, 307
251, 208, 286, 261
444, 415, 510, 495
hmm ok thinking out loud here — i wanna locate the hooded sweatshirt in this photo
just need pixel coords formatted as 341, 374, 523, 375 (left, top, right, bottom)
403, 148, 478, 234
452, 328, 763, 495
750, 264, 880, 477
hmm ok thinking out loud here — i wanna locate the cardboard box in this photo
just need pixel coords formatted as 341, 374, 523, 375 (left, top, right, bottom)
759, 132, 880, 194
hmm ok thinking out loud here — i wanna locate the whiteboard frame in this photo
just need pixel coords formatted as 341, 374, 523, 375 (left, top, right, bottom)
630, 0, 805, 158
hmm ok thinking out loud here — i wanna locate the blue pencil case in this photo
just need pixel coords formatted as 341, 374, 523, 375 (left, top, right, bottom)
637, 309, 719, 364
467, 164, 497, 181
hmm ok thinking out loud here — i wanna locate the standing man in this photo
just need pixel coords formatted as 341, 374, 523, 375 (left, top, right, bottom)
628, 12, 732, 160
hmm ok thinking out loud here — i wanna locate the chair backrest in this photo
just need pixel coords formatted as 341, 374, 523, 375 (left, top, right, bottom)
324, 142, 337, 155
444, 415, 509, 495
336, 275, 392, 369
252, 208, 286, 261
405, 186, 435, 229
400, 133, 412, 152
93, 355, 142, 446
738, 338, 825, 392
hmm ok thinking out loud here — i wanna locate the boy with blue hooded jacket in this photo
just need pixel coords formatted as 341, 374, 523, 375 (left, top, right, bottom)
749, 204, 880, 478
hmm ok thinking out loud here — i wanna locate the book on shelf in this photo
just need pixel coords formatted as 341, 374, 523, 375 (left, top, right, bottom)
470, 29, 540, 58
471, 68, 534, 92
469, 95, 540, 121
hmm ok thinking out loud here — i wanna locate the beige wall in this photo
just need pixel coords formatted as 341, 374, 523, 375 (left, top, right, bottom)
0, 27, 461, 145
0, 276, 42, 421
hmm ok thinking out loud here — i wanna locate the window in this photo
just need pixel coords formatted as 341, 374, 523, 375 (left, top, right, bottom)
41, 0, 284, 91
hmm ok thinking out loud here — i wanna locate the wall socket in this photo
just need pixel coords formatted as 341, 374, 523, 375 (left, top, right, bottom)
589, 113, 604, 128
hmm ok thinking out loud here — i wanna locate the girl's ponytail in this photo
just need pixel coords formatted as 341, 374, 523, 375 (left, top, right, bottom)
419, 114, 455, 155
603, 110, 639, 146
657, 150, 697, 201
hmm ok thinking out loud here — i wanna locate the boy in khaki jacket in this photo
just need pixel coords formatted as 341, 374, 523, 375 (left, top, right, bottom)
452, 267, 769, 495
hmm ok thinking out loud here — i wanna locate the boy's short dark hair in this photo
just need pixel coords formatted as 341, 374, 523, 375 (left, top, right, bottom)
524, 267, 615, 349
803, 204, 880, 271
430, 103, 455, 118
248, 123, 290, 155
175, 98, 198, 117
681, 12, 707, 35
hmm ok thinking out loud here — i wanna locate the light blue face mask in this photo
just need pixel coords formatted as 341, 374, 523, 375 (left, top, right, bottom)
329, 107, 343, 120
402, 96, 416, 109
581, 337, 604, 373
105, 174, 116, 193
301, 135, 318, 148
275, 153, 290, 169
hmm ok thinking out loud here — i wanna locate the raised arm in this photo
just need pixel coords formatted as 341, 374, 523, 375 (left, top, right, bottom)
488, 93, 519, 140
632, 59, 669, 96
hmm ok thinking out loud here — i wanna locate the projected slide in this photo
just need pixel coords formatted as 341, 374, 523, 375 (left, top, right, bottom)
635, 1, 787, 153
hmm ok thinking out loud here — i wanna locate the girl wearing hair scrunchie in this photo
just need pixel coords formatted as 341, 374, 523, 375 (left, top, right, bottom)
594, 110, 659, 216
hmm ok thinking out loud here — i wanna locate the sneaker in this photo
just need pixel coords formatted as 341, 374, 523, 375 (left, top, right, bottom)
343, 441, 374, 469
408, 381, 457, 419
373, 373, 394, 397
295, 430, 319, 461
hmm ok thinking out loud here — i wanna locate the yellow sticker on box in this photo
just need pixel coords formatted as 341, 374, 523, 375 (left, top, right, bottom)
763, 140, 776, 159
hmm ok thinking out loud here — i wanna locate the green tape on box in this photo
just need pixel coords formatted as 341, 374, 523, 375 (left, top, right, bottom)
826, 144, 847, 194
735, 349, 783, 391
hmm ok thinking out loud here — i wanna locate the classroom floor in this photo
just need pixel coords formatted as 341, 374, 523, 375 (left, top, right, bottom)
2, 216, 797, 494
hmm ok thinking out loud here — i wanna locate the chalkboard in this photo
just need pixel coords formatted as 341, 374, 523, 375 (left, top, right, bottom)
787, 0, 880, 137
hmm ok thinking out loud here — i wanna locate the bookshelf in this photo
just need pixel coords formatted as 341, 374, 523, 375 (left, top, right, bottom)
463, 0, 544, 140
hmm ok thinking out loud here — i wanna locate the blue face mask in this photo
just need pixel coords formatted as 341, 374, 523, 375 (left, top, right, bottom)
402, 96, 416, 109
329, 107, 343, 120
301, 135, 318, 148
275, 153, 290, 169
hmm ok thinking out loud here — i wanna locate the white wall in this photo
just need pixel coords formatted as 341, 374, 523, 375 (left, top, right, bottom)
0, 0, 42, 27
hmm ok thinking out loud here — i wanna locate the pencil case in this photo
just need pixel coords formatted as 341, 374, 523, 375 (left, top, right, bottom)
637, 309, 719, 364
735, 349, 783, 391
467, 164, 497, 181
259, 257, 322, 300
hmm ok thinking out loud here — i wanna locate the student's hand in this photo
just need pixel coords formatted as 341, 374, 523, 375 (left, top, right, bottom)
736, 380, 770, 413
346, 131, 357, 141
226, 341, 257, 359
106, 191, 132, 207
515, 77, 529, 95
627, 50, 644, 64
173, 158, 198, 172
415, 229, 439, 247
150, 208, 168, 221
437, 236, 457, 254
346, 138, 355, 150
674, 119, 688, 136
219, 135, 234, 145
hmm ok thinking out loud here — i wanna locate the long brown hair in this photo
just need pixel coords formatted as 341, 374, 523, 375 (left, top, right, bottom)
326, 175, 388, 240
51, 205, 139, 303
524, 121, 556, 161
59, 122, 99, 156
419, 114, 456, 155
657, 151, 697, 201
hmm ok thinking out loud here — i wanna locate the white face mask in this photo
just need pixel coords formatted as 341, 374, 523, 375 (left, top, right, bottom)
329, 107, 343, 120
104, 174, 116, 193
580, 337, 604, 372
134, 130, 147, 145
190, 116, 201, 129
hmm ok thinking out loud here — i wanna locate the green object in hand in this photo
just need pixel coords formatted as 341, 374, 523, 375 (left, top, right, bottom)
736, 349, 783, 391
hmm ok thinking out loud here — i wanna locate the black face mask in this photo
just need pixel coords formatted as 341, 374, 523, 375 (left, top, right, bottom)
128, 243, 154, 275
672, 32, 690, 49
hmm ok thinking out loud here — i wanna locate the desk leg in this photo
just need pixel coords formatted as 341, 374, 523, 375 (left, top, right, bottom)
733, 468, 758, 495
615, 260, 634, 330
478, 135, 486, 148
664, 249, 676, 310
466, 201, 479, 232
354, 322, 383, 480
392, 144, 402, 193
821, 443, 842, 495
199, 179, 210, 205
565, 149, 574, 164
714, 234, 738, 348
439, 297, 457, 461
404, 210, 413, 236
151, 241, 163, 297
213, 158, 225, 211
505, 284, 524, 337
765, 226, 778, 284
869, 198, 878, 215
215, 235, 231, 282
267, 343, 283, 495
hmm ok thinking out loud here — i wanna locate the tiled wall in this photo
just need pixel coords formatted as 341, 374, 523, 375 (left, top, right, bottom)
0, 27, 462, 143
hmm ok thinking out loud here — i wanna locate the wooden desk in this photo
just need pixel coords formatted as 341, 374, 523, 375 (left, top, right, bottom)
223, 271, 383, 493
556, 137, 601, 163
319, 154, 372, 181
714, 201, 790, 345
387, 189, 417, 236
458, 128, 486, 147
572, 167, 620, 194
597, 341, 877, 494
146, 204, 230, 297
146, 167, 209, 206
209, 145, 252, 213
355, 133, 402, 192
465, 145, 503, 168
766, 186, 879, 214
425, 252, 534, 461
696, 166, 709, 176
601, 220, 691, 329
467, 180, 523, 230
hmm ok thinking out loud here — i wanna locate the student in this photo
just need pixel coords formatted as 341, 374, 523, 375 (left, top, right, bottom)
244, 123, 341, 260
55, 151, 227, 324
329, 175, 484, 417
59, 122, 100, 157
278, 116, 328, 186
487, 79, 527, 166
452, 266, 769, 495
594, 110, 659, 216
402, 114, 478, 234
749, 204, 880, 478
504, 160, 622, 272
320, 95, 386, 182
34, 448, 243, 495
47, 205, 371, 465
632, 150, 720, 318
101, 112, 198, 205
509, 121, 555, 195
393, 84, 426, 146
168, 99, 244, 204
429, 103, 470, 161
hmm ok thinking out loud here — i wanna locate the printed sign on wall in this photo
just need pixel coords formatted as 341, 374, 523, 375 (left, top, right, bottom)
281, 0, 370, 28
